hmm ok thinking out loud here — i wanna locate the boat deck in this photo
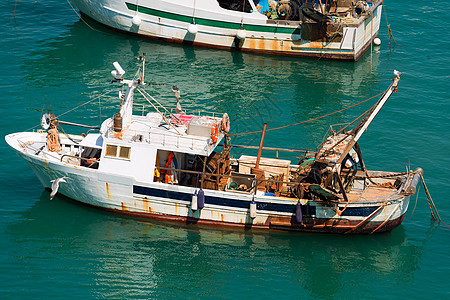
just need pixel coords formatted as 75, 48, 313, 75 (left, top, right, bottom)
347, 184, 399, 203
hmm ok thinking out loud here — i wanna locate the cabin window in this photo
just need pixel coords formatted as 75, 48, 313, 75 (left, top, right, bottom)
217, 0, 253, 13
105, 145, 118, 157
105, 144, 131, 159
119, 146, 131, 159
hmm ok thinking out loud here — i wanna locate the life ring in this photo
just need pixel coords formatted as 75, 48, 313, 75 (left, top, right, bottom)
221, 113, 230, 133
41, 113, 51, 130
211, 123, 219, 143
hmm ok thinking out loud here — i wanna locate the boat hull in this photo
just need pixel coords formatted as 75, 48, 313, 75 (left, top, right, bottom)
71, 0, 383, 61
9, 136, 409, 235
60, 195, 408, 234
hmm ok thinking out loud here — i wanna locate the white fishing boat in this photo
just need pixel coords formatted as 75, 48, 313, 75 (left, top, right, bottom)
71, 0, 383, 61
6, 57, 422, 234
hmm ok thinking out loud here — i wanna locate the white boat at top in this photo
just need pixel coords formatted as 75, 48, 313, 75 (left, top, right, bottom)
5, 57, 422, 234
71, 0, 383, 61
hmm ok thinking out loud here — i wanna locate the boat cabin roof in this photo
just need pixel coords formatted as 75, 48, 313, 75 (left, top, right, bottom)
100, 112, 224, 156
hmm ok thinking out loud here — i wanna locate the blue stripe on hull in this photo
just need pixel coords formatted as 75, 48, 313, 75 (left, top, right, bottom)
133, 185, 313, 214
133, 186, 381, 217
340, 206, 378, 216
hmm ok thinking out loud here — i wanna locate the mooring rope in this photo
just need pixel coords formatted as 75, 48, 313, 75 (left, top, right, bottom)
420, 173, 442, 223
229, 90, 385, 136
10, 0, 18, 22
383, 6, 400, 46
409, 183, 420, 219
66, 0, 104, 33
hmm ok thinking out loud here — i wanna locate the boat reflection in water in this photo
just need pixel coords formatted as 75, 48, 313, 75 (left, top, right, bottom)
7, 193, 429, 298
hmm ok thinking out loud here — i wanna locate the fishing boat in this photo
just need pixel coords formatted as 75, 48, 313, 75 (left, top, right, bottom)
5, 57, 422, 234
70, 0, 383, 61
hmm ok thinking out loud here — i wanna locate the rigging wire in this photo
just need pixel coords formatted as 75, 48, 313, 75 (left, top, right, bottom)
229, 90, 386, 136
146, 78, 392, 87
56, 88, 117, 119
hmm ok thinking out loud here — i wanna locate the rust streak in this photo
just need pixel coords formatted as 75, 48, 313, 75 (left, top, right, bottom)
143, 197, 149, 212
247, 37, 255, 50
258, 37, 265, 50
105, 182, 110, 201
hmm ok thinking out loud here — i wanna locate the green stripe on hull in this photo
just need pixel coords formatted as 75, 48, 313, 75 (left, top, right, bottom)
125, 3, 299, 35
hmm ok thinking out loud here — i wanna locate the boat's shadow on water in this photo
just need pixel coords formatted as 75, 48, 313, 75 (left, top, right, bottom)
6, 190, 435, 298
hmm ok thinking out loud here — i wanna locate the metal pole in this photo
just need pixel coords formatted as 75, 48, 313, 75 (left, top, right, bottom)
255, 123, 267, 169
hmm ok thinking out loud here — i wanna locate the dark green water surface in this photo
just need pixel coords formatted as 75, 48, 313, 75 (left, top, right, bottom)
1, 1, 449, 298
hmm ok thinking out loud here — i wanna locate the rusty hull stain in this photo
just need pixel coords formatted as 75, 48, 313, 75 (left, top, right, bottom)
143, 197, 149, 212
105, 182, 110, 201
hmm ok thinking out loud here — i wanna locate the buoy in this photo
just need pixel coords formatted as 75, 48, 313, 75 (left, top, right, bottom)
373, 37, 381, 46
295, 201, 303, 223
132, 14, 142, 27
188, 23, 198, 35
250, 200, 257, 219
221, 112, 230, 133
198, 188, 205, 209
191, 192, 198, 211
211, 123, 219, 143
236, 28, 246, 40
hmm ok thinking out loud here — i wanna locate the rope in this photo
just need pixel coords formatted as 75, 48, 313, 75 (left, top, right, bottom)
58, 125, 80, 144
10, 0, 18, 22
66, 0, 105, 33
136, 87, 184, 135
409, 183, 420, 219
56, 88, 116, 119
46, 128, 61, 152
383, 6, 400, 46
229, 91, 385, 136
345, 203, 386, 234
371, 202, 401, 234
22, 87, 114, 133
145, 78, 393, 87
420, 173, 442, 223
357, 170, 412, 179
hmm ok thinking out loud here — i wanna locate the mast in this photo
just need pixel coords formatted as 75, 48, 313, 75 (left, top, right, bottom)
113, 56, 146, 128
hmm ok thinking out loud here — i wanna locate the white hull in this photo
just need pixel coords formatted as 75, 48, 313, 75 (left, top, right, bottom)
5, 61, 417, 234
7, 131, 410, 234
71, 0, 383, 61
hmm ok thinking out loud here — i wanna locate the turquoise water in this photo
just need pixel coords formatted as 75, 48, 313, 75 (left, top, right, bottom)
1, 1, 449, 298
